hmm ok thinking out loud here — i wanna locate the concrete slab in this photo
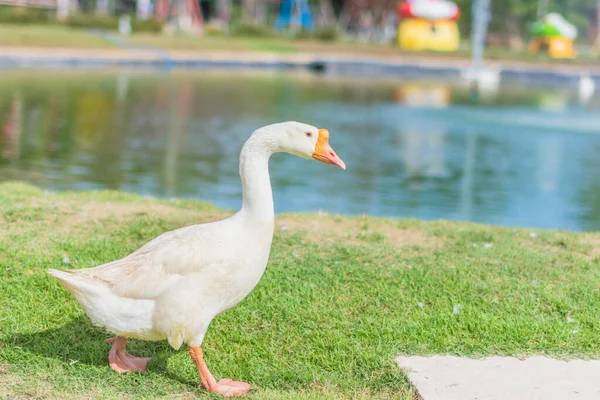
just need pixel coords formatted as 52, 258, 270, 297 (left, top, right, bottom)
396, 355, 600, 400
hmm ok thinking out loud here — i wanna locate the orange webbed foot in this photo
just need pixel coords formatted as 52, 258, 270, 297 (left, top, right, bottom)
105, 337, 151, 373
188, 347, 251, 397
211, 379, 252, 397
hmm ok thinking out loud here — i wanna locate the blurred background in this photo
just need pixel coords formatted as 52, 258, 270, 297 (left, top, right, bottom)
1, 0, 600, 56
1, 0, 600, 231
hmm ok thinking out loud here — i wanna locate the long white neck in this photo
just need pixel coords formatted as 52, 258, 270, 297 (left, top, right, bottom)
238, 133, 277, 223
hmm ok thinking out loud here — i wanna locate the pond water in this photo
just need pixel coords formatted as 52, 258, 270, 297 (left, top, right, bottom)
1, 70, 599, 231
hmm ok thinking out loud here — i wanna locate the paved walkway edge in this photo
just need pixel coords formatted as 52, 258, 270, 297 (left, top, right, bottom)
397, 355, 600, 400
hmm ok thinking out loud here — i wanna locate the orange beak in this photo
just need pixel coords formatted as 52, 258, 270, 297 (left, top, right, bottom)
312, 129, 346, 170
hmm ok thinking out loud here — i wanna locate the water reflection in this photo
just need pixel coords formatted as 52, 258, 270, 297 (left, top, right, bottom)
394, 84, 451, 179
0, 70, 599, 231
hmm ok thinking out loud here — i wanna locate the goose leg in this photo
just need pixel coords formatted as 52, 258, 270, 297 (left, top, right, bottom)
104, 337, 151, 373
189, 347, 251, 398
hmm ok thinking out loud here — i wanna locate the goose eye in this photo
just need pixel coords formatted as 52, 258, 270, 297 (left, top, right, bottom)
306, 132, 313, 137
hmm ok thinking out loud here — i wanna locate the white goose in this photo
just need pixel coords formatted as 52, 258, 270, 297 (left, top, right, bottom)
49, 121, 345, 398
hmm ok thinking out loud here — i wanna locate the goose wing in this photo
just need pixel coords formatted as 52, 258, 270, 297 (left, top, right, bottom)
70, 223, 236, 300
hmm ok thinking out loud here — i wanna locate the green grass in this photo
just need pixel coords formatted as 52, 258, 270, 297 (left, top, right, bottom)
0, 23, 306, 53
0, 182, 599, 399
0, 24, 112, 48
1, 23, 599, 65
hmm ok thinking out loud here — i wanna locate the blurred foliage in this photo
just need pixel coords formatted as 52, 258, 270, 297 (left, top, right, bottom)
315, 26, 339, 41
452, 0, 598, 41
67, 13, 119, 30
131, 17, 163, 33
66, 13, 162, 33
231, 23, 274, 37
292, 27, 339, 41
0, 5, 53, 24
0, 6, 162, 33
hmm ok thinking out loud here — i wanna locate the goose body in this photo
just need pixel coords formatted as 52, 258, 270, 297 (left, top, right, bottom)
48, 121, 345, 397
50, 214, 272, 348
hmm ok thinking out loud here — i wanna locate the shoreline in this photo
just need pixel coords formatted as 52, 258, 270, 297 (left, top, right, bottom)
1, 47, 600, 82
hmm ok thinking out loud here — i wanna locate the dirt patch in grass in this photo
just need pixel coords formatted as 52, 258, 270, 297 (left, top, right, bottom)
63, 201, 227, 226
0, 197, 231, 244
581, 235, 600, 261
513, 230, 600, 263
525, 235, 570, 255
0, 370, 45, 399
277, 213, 441, 248
0, 198, 234, 274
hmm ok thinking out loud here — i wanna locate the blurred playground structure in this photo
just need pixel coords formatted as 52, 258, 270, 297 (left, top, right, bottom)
396, 0, 460, 52
529, 12, 578, 58
0, 0, 599, 59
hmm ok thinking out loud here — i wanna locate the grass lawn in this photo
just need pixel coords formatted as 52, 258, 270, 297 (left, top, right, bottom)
0, 23, 409, 56
0, 182, 599, 399
1, 23, 599, 66
0, 24, 111, 48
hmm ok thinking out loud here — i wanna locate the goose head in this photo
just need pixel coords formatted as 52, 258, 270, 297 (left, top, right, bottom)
257, 121, 346, 170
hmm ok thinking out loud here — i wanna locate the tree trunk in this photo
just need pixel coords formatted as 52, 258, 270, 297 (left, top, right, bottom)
337, 0, 353, 34
255, 0, 267, 25
57, 0, 70, 20
317, 0, 335, 27
216, 0, 232, 31
137, 0, 152, 19
596, 0, 600, 56
96, 0, 109, 15
242, 0, 256, 23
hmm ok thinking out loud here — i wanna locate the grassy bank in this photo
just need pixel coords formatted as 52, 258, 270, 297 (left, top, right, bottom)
0, 24, 111, 48
1, 23, 600, 66
0, 182, 599, 399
